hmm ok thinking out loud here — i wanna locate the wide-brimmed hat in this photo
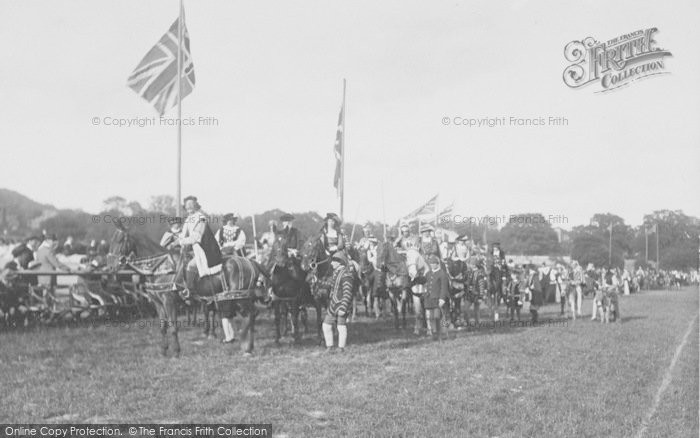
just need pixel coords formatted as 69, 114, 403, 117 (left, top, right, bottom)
428, 254, 440, 264
368, 237, 378, 244
222, 213, 239, 223
324, 212, 342, 224
419, 224, 434, 233
166, 216, 183, 226
456, 234, 469, 242
279, 213, 295, 222
11, 244, 31, 258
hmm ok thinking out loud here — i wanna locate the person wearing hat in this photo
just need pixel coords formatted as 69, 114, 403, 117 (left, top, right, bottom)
394, 223, 418, 255
526, 264, 543, 323
34, 234, 70, 288
273, 213, 301, 257
418, 224, 441, 259
465, 258, 488, 325
451, 235, 470, 261
320, 212, 345, 257
423, 254, 450, 340
160, 217, 183, 253
357, 223, 375, 252
215, 213, 247, 257
322, 252, 355, 352
178, 196, 223, 293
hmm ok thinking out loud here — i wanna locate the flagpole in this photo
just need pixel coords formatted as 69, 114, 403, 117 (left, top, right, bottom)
176, 0, 184, 218
251, 214, 259, 260
645, 227, 648, 265
656, 224, 659, 269
381, 179, 387, 240
608, 225, 612, 267
435, 195, 439, 228
340, 79, 346, 220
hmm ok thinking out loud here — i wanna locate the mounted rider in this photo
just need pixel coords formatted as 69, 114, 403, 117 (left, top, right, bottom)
418, 224, 441, 260
273, 213, 301, 259
215, 213, 247, 257
357, 223, 375, 251
451, 234, 470, 261
393, 222, 419, 257
159, 216, 183, 253
319, 212, 345, 257
177, 196, 223, 293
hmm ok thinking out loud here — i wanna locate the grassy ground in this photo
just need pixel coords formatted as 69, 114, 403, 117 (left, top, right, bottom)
0, 287, 697, 438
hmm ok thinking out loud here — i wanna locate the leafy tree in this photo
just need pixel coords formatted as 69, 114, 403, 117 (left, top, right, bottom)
149, 195, 177, 216
498, 213, 560, 255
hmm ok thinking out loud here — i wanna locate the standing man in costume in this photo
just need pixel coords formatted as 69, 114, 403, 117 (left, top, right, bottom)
423, 254, 450, 341
322, 252, 355, 352
215, 213, 247, 257
527, 265, 543, 323
320, 212, 345, 257
177, 196, 223, 292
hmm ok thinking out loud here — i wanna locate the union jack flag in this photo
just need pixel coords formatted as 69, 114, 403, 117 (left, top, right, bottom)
403, 194, 438, 221
127, 16, 195, 115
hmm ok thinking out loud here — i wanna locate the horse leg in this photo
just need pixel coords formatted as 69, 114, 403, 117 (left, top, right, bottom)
316, 302, 324, 345
292, 303, 302, 344
156, 303, 169, 357
201, 301, 210, 337
238, 299, 255, 355
273, 301, 282, 345
301, 305, 309, 335
164, 294, 180, 357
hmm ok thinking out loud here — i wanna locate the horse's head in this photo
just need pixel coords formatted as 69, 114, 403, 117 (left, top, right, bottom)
300, 235, 327, 271
405, 248, 427, 278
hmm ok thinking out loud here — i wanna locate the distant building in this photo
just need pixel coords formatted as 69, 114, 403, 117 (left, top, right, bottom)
553, 227, 570, 244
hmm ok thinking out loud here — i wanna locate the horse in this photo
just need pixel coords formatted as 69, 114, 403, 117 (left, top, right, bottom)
376, 242, 429, 334
464, 264, 487, 325
299, 235, 334, 343
485, 259, 507, 322
344, 245, 369, 321
445, 258, 469, 326
357, 246, 384, 319
110, 225, 267, 356
267, 233, 309, 344
131, 250, 266, 357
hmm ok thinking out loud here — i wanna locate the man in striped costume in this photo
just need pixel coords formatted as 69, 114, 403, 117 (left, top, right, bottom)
322, 252, 355, 353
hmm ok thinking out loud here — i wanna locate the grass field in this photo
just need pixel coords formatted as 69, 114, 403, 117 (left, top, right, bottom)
1, 287, 698, 438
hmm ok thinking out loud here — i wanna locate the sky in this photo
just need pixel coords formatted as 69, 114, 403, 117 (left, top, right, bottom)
1, 0, 699, 230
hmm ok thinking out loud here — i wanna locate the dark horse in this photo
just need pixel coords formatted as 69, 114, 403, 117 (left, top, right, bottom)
485, 257, 508, 322
267, 234, 310, 344
299, 235, 334, 343
111, 225, 268, 357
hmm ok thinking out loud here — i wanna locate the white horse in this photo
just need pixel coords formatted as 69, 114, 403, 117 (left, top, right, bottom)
405, 248, 430, 336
